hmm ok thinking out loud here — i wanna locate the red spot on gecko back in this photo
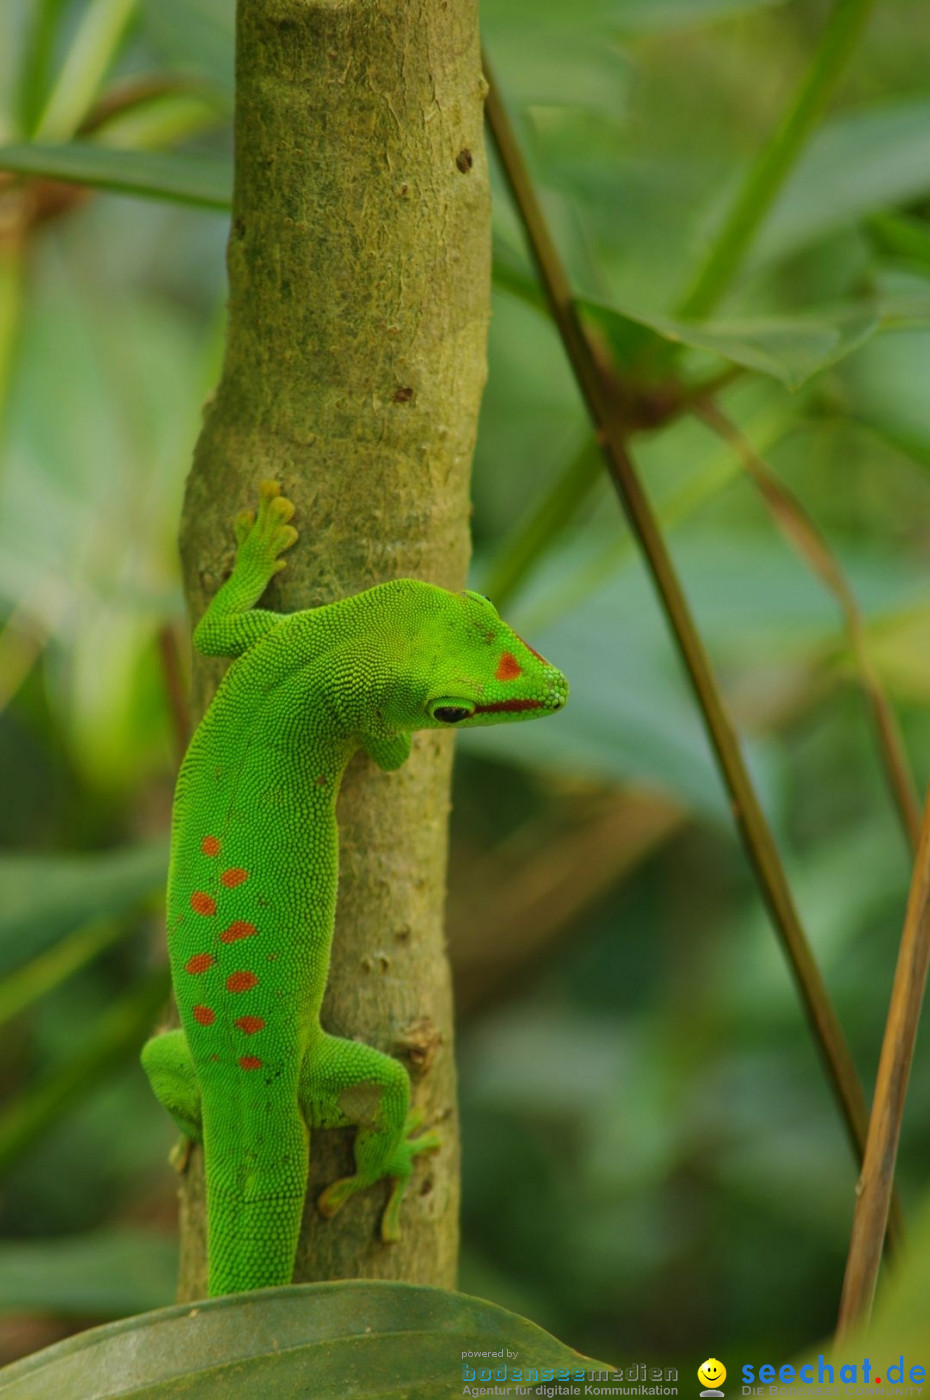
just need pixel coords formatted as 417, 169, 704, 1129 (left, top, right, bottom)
239, 1055, 263, 1070
495, 651, 522, 681
190, 891, 217, 916
221, 867, 249, 888
235, 1015, 266, 1035
226, 970, 259, 993
220, 920, 257, 943
193, 1004, 215, 1025
201, 836, 221, 856
185, 953, 215, 975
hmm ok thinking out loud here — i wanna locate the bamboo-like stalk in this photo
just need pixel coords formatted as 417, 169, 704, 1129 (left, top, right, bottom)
483, 55, 900, 1244
693, 397, 921, 853
676, 0, 876, 319
836, 789, 930, 1340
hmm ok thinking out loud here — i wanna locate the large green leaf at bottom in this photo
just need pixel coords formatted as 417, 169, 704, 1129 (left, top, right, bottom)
0, 1281, 610, 1399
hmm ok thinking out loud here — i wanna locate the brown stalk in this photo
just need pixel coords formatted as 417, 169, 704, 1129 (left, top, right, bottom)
693, 396, 921, 853
836, 787, 930, 1340
483, 53, 900, 1243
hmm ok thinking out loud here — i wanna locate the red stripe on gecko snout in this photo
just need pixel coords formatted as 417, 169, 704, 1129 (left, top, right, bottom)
473, 698, 543, 715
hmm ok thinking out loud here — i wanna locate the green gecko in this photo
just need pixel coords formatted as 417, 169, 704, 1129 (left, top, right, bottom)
142, 481, 569, 1297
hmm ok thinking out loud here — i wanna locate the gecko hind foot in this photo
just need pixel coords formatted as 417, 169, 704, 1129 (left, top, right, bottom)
380, 1124, 442, 1242
316, 1117, 441, 1241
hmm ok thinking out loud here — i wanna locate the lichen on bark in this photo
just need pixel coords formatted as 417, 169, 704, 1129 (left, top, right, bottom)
174, 0, 490, 1297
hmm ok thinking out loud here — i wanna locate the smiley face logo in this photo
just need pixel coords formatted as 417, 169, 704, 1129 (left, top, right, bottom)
698, 1359, 727, 1393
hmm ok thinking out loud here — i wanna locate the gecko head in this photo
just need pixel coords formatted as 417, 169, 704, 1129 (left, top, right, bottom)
377, 583, 568, 732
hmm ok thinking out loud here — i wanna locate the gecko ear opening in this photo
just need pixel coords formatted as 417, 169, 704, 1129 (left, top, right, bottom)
427, 698, 476, 724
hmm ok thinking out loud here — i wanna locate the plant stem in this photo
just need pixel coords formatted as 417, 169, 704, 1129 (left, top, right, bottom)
836, 788, 930, 1340
483, 53, 901, 1246
676, 0, 876, 320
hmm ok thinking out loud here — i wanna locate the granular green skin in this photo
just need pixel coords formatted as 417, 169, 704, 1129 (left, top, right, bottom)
143, 484, 568, 1296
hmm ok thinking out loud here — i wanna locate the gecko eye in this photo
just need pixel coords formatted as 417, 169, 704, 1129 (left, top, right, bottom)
428, 699, 476, 724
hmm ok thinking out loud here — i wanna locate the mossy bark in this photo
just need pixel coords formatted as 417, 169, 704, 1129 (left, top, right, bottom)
175, 0, 489, 1298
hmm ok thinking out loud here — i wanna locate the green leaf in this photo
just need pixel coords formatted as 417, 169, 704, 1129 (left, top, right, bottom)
0, 972, 170, 1173
612, 0, 792, 35
0, 1281, 610, 1399
90, 90, 225, 152
867, 211, 930, 274
0, 917, 126, 1028
140, 0, 235, 100
581, 295, 880, 389
0, 1229, 177, 1318
33, 0, 136, 143
15, 0, 69, 137
0, 841, 167, 977
756, 97, 930, 265
0, 141, 232, 208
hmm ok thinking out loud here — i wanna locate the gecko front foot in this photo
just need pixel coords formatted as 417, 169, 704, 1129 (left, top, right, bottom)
233, 479, 298, 576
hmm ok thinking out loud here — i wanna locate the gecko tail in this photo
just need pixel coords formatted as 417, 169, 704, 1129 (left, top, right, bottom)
204, 1112, 309, 1296
207, 1191, 306, 1295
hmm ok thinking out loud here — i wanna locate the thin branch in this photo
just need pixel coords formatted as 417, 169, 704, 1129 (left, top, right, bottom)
676, 0, 876, 319
693, 396, 921, 853
836, 787, 930, 1340
483, 54, 901, 1244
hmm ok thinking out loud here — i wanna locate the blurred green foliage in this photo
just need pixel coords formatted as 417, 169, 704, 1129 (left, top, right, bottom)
1, 0, 930, 1374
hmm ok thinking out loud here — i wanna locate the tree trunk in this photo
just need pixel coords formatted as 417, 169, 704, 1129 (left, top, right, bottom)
174, 0, 489, 1297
